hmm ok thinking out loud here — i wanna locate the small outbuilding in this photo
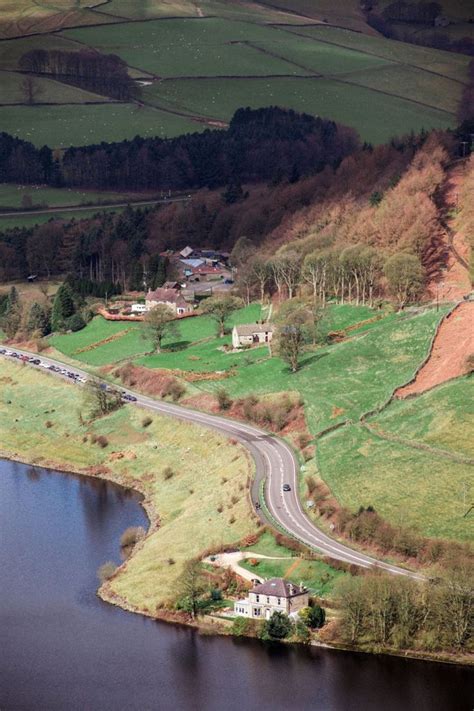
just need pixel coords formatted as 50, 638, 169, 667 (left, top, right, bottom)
232, 322, 273, 349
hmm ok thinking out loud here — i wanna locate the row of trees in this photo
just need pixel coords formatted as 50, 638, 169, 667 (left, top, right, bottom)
19, 49, 137, 101
0, 129, 439, 289
365, 3, 474, 56
234, 240, 425, 310
0, 108, 358, 190
0, 282, 87, 341
336, 563, 472, 652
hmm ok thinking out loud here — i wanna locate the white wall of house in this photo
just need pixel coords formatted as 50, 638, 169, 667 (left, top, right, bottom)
145, 298, 178, 314
234, 590, 308, 619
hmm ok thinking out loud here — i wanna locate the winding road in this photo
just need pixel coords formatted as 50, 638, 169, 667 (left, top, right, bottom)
2, 348, 423, 580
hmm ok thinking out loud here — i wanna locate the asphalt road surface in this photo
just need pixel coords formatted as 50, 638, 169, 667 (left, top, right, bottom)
2, 348, 424, 580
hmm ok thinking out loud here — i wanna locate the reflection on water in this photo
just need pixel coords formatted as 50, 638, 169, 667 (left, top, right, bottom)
0, 459, 471, 711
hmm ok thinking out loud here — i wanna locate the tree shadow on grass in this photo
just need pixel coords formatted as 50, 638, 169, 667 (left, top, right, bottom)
299, 351, 329, 370
165, 340, 192, 352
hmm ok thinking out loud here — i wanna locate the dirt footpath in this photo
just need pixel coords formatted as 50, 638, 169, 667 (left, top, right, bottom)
396, 301, 474, 398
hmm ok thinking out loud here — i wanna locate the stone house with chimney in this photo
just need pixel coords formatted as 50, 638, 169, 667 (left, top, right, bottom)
145, 287, 194, 317
234, 578, 308, 620
232, 322, 273, 349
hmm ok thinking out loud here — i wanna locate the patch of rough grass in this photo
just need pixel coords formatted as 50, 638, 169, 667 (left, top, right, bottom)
317, 421, 474, 542
0, 359, 256, 611
374, 377, 474, 458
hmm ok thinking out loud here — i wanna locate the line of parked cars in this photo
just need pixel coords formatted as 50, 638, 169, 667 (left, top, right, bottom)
0, 348, 137, 402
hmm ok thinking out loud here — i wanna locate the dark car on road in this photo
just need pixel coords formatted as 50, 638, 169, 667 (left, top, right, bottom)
282, 483, 291, 492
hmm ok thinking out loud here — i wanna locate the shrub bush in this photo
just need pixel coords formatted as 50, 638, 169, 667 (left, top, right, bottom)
98, 561, 117, 583
299, 604, 326, 629
96, 435, 108, 448
66, 313, 86, 332
142, 416, 153, 427
216, 387, 233, 410
260, 611, 293, 640
162, 378, 186, 401
120, 526, 145, 548
163, 466, 174, 480
231, 616, 252, 637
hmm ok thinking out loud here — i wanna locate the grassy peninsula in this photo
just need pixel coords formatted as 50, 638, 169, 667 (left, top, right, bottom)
0, 359, 258, 613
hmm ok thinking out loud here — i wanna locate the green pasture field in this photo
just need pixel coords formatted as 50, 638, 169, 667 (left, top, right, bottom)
334, 64, 462, 115
254, 0, 367, 31
98, 0, 199, 19
316, 415, 474, 542
286, 25, 471, 82
49, 304, 262, 367
100, 0, 312, 24
0, 1, 117, 39
0, 103, 201, 148
197, 307, 449, 435
241, 530, 295, 557
61, 19, 312, 77
253, 32, 393, 75
0, 70, 113, 105
0, 184, 150, 209
52, 303, 447, 439
239, 556, 346, 597
147, 75, 455, 144
0, 34, 83, 71
372, 377, 474, 458
0, 205, 134, 230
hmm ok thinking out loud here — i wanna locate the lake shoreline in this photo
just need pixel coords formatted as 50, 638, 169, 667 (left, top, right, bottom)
1, 448, 471, 668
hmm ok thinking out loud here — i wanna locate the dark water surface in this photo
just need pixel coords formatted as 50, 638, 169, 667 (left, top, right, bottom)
0, 459, 471, 711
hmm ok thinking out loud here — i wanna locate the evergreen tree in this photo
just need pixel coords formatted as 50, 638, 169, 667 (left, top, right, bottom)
299, 605, 326, 629
1, 286, 22, 338
51, 282, 75, 331
27, 302, 50, 336
260, 611, 293, 640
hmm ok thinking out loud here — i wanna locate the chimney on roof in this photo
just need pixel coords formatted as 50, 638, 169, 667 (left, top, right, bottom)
289, 583, 294, 595
300, 581, 304, 592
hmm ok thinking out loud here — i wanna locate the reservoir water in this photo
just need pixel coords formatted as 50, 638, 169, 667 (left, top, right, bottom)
0, 459, 471, 710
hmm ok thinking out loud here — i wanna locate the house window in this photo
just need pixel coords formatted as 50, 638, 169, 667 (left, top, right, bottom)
256, 595, 260, 602
266, 597, 270, 604
253, 608, 261, 616
277, 598, 281, 605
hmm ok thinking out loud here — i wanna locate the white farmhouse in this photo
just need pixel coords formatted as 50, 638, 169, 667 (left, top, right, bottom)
234, 578, 308, 620
232, 322, 273, 349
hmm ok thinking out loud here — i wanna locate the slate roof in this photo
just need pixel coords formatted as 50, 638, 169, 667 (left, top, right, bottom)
234, 322, 273, 337
250, 578, 306, 598
180, 258, 204, 268
146, 288, 185, 305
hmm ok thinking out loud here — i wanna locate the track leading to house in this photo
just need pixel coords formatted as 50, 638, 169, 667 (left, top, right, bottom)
1, 348, 423, 579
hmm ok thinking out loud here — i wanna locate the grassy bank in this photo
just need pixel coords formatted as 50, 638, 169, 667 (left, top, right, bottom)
50, 302, 462, 540
0, 359, 258, 612
315, 376, 474, 541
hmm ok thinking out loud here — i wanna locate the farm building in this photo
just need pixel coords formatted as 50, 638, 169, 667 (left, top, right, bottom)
145, 288, 194, 317
232, 323, 273, 349
234, 579, 308, 620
